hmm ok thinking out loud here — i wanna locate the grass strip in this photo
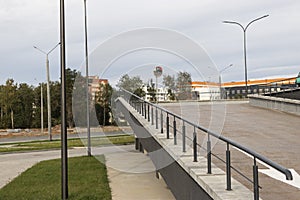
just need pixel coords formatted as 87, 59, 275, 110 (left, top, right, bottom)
0, 135, 134, 153
0, 155, 111, 200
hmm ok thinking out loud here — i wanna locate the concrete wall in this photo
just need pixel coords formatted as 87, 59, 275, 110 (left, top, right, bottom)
249, 94, 300, 116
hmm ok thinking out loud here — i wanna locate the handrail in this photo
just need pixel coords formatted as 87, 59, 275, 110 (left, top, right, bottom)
120, 88, 292, 180
118, 88, 293, 200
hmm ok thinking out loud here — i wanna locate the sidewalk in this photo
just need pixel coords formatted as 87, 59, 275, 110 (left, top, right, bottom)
105, 148, 175, 200
0, 145, 175, 199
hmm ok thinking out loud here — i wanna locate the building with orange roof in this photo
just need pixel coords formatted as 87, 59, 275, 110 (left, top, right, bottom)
191, 77, 296, 100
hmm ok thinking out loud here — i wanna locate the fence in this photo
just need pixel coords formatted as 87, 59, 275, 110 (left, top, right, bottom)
225, 77, 298, 99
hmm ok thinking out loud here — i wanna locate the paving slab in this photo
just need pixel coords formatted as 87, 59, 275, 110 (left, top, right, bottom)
105, 149, 175, 200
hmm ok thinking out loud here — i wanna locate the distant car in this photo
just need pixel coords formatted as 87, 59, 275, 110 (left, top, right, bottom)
296, 72, 300, 87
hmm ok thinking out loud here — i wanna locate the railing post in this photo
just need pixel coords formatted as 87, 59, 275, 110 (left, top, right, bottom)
155, 108, 158, 129
253, 158, 259, 200
193, 127, 197, 162
141, 102, 144, 116
182, 122, 186, 152
226, 143, 232, 190
151, 106, 154, 125
160, 111, 163, 133
137, 101, 140, 114
166, 114, 170, 139
173, 117, 177, 145
139, 142, 144, 153
135, 137, 139, 150
207, 134, 212, 174
147, 104, 150, 122
144, 103, 147, 119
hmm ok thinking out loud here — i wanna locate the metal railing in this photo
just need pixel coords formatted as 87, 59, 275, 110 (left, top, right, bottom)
225, 77, 299, 99
118, 88, 293, 200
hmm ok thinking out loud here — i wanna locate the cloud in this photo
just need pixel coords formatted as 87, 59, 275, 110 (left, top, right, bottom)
0, 0, 300, 85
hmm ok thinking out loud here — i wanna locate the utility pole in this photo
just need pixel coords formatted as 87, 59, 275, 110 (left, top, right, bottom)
84, 0, 91, 156
34, 42, 60, 141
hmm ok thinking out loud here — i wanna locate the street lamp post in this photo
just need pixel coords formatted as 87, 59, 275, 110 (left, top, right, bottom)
41, 84, 44, 134
84, 0, 91, 157
60, 0, 68, 199
223, 15, 269, 97
34, 43, 60, 141
219, 64, 233, 99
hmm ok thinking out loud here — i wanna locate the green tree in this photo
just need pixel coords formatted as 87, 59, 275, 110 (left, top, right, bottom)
66, 68, 81, 128
95, 82, 113, 126
72, 70, 88, 127
163, 75, 176, 100
176, 71, 192, 100
49, 68, 83, 128
116, 74, 145, 97
50, 81, 61, 127
32, 83, 46, 128
14, 83, 34, 128
0, 79, 17, 128
163, 75, 176, 91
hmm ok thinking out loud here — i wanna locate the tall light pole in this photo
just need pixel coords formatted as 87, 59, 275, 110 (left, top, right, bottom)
219, 64, 233, 99
223, 15, 269, 97
41, 83, 44, 134
84, 0, 91, 157
60, 0, 68, 199
34, 42, 60, 141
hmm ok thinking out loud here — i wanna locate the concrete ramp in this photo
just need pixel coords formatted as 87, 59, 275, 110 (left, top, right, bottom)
116, 97, 257, 200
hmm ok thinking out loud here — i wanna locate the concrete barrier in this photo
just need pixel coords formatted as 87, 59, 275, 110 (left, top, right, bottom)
249, 94, 300, 116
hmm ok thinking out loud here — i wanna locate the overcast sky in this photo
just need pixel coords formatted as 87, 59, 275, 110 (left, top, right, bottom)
0, 0, 300, 86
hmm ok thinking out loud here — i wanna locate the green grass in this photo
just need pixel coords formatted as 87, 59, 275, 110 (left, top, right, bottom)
0, 135, 134, 153
0, 155, 111, 200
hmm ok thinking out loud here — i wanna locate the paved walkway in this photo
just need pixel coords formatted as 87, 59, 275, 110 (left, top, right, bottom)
105, 148, 174, 200
0, 145, 174, 199
161, 101, 300, 200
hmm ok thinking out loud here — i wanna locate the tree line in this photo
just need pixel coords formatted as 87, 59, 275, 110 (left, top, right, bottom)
0, 68, 82, 129
116, 71, 192, 100
0, 69, 191, 129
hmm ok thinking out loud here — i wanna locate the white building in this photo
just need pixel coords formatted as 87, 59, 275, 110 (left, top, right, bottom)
191, 81, 221, 101
142, 85, 171, 102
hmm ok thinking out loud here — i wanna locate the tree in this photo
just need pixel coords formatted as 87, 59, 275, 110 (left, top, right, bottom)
66, 68, 81, 128
72, 72, 87, 127
47, 68, 82, 128
32, 83, 46, 128
116, 74, 145, 97
0, 79, 17, 128
14, 83, 34, 128
176, 71, 192, 100
163, 75, 176, 91
146, 79, 156, 102
95, 82, 113, 126
163, 75, 176, 100
50, 81, 61, 127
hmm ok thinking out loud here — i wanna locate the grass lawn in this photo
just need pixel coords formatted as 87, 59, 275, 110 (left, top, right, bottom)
0, 134, 134, 153
0, 155, 111, 200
